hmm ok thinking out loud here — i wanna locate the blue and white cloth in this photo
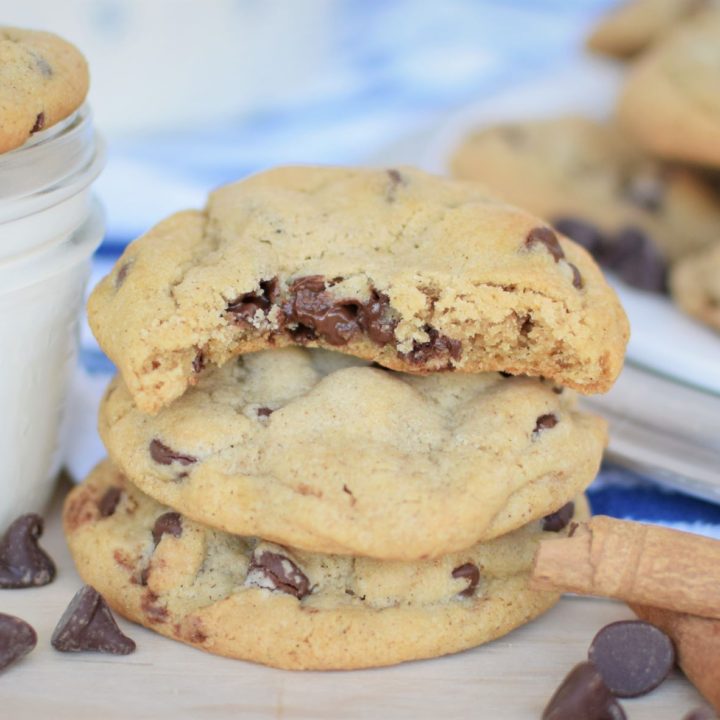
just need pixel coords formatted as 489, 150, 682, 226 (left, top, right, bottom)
66, 0, 720, 538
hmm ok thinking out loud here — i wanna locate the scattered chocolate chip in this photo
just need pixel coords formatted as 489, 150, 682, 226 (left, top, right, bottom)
152, 513, 183, 546
149, 439, 197, 466
543, 662, 626, 720
602, 227, 667, 293
192, 351, 205, 374
0, 514, 56, 588
0, 614, 36, 672
30, 112, 45, 134
533, 414, 558, 436
51, 586, 135, 654
526, 227, 565, 263
403, 325, 462, 365
34, 54, 52, 77
98, 487, 123, 518
141, 590, 168, 623
246, 549, 310, 599
552, 386, 564, 394
588, 621, 675, 698
622, 173, 665, 213
553, 217, 605, 256
387, 168, 402, 185
542, 502, 575, 532
257, 406, 273, 417
452, 563, 480, 597
569, 263, 584, 289
226, 277, 279, 324
520, 315, 534, 335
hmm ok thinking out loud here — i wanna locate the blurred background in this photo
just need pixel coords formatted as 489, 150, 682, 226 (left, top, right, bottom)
1, 0, 615, 241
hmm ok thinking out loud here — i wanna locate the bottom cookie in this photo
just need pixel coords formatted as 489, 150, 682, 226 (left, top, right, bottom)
64, 461, 588, 670
671, 242, 720, 333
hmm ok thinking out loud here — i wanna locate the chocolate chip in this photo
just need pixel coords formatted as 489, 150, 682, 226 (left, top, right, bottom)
357, 290, 397, 345
192, 351, 205, 374
115, 261, 131, 288
257, 406, 273, 417
386, 168, 404, 201
403, 325, 462, 365
284, 275, 362, 346
30, 112, 45, 134
499, 371, 514, 378
0, 614, 36, 672
0, 514, 56, 588
227, 277, 279, 324
98, 487, 122, 518
452, 563, 480, 597
567, 263, 582, 289
553, 217, 606, 256
622, 173, 665, 213
603, 227, 667, 293
533, 414, 558, 436
152, 512, 183, 545
34, 54, 52, 77
526, 227, 565, 263
543, 502, 575, 532
588, 621, 675, 698
149, 439, 197, 466
543, 662, 626, 720
246, 549, 310, 599
51, 586, 136, 654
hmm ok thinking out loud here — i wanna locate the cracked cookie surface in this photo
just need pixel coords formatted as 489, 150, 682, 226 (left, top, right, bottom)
64, 461, 587, 670
0, 27, 89, 153
451, 116, 720, 264
99, 347, 606, 560
618, 9, 720, 167
88, 166, 628, 414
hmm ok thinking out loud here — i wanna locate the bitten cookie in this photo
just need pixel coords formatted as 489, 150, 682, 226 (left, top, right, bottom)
618, 9, 720, 168
64, 461, 587, 670
586, 0, 709, 59
451, 116, 720, 264
0, 27, 89, 153
670, 242, 720, 332
88, 166, 629, 414
99, 347, 607, 560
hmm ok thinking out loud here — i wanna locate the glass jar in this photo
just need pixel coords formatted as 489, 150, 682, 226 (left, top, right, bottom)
0, 104, 104, 531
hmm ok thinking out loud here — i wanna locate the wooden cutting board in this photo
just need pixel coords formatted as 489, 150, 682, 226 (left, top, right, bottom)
0, 483, 709, 720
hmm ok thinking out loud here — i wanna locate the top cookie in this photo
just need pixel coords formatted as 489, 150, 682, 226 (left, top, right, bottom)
586, 0, 709, 59
0, 27, 89, 153
451, 116, 720, 266
88, 166, 629, 414
618, 9, 720, 168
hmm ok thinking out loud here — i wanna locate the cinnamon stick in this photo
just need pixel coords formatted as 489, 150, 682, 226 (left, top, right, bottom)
530, 516, 720, 620
630, 604, 720, 714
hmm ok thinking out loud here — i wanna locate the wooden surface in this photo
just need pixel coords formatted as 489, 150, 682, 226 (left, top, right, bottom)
0, 482, 709, 720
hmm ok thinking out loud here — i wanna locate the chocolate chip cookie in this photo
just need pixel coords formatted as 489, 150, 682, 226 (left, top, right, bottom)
64, 461, 587, 670
618, 9, 720, 168
98, 347, 607, 560
586, 0, 709, 59
451, 116, 720, 265
0, 27, 89, 154
670, 242, 720, 332
88, 166, 629, 414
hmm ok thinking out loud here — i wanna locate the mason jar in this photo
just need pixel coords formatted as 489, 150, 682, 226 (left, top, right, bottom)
0, 104, 104, 531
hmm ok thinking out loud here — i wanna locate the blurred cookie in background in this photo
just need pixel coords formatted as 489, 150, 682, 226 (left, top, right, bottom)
618, 8, 720, 167
586, 0, 710, 59
450, 116, 720, 291
671, 242, 720, 333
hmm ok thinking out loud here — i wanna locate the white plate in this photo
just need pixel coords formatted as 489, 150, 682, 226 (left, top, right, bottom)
423, 56, 720, 397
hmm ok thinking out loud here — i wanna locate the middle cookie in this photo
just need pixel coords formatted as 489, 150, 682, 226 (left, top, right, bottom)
100, 348, 607, 560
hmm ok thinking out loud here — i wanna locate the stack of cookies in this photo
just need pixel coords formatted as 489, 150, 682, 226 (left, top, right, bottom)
64, 166, 629, 669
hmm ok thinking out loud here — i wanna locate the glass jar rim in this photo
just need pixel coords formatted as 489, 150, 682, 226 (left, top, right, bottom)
0, 103, 105, 223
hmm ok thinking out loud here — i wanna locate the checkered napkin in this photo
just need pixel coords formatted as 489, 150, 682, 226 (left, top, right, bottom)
65, 0, 720, 537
